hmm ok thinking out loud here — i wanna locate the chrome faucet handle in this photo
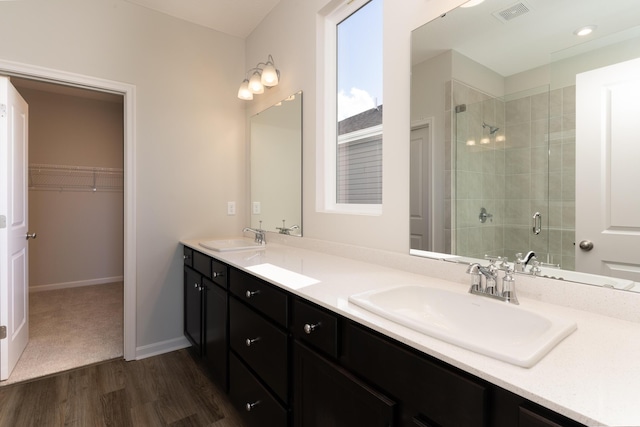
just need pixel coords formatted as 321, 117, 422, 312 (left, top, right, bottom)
501, 267, 519, 304
529, 260, 541, 276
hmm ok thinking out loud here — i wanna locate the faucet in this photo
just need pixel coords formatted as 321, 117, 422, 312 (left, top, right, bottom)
515, 251, 537, 272
466, 261, 519, 304
243, 225, 266, 245
276, 220, 300, 235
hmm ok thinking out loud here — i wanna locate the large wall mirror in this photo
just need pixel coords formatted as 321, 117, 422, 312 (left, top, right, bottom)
410, 0, 640, 291
250, 91, 302, 235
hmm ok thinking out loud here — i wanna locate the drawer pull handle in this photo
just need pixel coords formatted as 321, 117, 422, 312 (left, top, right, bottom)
245, 337, 261, 347
304, 322, 321, 334
212, 271, 224, 278
245, 290, 260, 298
183, 254, 190, 260
245, 400, 261, 412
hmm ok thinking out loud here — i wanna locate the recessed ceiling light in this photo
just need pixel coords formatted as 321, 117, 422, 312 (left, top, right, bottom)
574, 25, 597, 37
460, 0, 485, 8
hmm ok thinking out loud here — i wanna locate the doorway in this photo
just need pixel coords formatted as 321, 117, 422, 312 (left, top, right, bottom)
3, 78, 124, 384
0, 60, 136, 382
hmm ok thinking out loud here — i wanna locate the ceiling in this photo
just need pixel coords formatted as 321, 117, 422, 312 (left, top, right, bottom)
412, 0, 640, 77
124, 0, 282, 39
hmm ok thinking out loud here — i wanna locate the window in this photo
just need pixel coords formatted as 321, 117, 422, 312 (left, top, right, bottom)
318, 0, 383, 213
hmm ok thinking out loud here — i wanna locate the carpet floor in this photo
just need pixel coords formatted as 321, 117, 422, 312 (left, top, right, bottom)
1, 282, 123, 386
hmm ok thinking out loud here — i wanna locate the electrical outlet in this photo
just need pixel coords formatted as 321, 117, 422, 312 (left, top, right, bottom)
252, 201, 261, 215
227, 201, 236, 216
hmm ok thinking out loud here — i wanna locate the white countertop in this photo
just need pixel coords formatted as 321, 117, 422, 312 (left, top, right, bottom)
182, 238, 640, 426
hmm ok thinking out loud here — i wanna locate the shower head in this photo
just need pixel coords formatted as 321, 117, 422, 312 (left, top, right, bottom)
482, 122, 500, 135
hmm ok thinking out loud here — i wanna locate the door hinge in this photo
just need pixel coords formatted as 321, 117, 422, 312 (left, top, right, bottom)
0, 215, 6, 229
0, 104, 6, 118
0, 326, 6, 340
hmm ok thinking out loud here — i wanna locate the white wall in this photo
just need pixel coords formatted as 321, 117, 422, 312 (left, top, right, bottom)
245, 0, 464, 251
0, 0, 246, 352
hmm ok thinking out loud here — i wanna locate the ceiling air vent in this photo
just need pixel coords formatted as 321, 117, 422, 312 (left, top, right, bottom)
492, 1, 532, 23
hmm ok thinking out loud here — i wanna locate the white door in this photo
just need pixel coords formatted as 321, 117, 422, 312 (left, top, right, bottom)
410, 125, 431, 251
0, 76, 29, 381
575, 57, 640, 282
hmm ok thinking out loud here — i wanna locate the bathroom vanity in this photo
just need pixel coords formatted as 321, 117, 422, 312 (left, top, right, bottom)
182, 238, 640, 427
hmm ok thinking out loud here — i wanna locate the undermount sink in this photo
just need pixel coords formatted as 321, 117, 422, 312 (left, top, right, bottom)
199, 238, 266, 252
349, 285, 577, 368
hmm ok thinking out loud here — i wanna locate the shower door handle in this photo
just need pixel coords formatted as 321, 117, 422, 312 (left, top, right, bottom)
532, 212, 541, 235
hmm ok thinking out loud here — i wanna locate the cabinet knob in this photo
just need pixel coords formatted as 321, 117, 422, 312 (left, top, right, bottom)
183, 254, 190, 260
245, 337, 261, 347
212, 271, 224, 278
194, 283, 199, 288
245, 290, 260, 298
304, 322, 321, 334
245, 400, 261, 412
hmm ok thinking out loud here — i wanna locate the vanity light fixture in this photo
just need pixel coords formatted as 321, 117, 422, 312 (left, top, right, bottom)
574, 25, 597, 37
237, 54, 280, 100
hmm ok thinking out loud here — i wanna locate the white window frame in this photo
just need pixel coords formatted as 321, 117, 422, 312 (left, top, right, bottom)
316, 0, 382, 215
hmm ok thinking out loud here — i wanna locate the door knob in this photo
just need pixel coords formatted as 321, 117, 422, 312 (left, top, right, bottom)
578, 240, 594, 251
26, 232, 37, 240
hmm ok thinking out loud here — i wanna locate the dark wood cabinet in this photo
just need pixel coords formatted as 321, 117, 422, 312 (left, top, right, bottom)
228, 267, 290, 426
184, 266, 203, 354
183, 245, 587, 427
341, 320, 488, 427
183, 249, 229, 390
294, 341, 396, 427
204, 276, 228, 389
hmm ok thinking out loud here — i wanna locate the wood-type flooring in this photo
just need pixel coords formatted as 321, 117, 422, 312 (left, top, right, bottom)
0, 349, 245, 427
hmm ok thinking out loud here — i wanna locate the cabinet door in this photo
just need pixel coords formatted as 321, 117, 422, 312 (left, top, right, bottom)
204, 277, 228, 390
294, 341, 396, 427
184, 267, 203, 355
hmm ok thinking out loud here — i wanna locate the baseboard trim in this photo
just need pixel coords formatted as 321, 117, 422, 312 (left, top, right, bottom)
135, 336, 191, 360
30, 276, 125, 293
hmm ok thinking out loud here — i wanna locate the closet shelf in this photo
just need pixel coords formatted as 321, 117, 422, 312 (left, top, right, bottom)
29, 163, 124, 192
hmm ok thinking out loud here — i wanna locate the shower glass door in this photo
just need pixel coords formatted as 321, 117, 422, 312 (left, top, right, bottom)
452, 82, 552, 265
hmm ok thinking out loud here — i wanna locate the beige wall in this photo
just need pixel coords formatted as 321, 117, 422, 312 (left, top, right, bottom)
244, 0, 463, 251
0, 0, 465, 353
19, 87, 124, 289
0, 0, 246, 351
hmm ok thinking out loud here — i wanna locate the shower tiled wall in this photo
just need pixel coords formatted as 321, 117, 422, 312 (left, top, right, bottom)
448, 80, 506, 259
448, 81, 576, 270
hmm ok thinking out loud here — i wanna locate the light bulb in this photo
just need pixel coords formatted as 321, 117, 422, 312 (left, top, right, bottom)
261, 62, 279, 87
249, 72, 264, 94
237, 79, 253, 100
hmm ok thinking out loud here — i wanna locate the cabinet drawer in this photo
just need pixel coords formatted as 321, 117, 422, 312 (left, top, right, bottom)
292, 298, 339, 359
210, 259, 228, 289
294, 341, 396, 427
230, 297, 288, 402
230, 268, 288, 327
183, 246, 193, 268
229, 353, 288, 427
342, 321, 487, 427
193, 250, 212, 277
